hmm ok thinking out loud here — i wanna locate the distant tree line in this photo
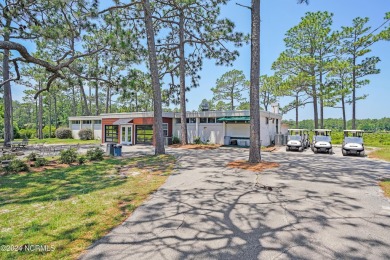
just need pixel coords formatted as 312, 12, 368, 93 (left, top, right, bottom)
283, 118, 390, 132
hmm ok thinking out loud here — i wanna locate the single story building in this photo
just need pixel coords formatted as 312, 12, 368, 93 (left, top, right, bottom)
68, 110, 282, 147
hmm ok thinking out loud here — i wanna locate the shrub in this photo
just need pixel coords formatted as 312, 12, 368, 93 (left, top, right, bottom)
34, 157, 48, 167
78, 156, 87, 165
60, 148, 78, 164
78, 128, 94, 140
86, 147, 104, 161
43, 125, 56, 138
172, 136, 180, 144
0, 154, 16, 161
19, 128, 36, 139
194, 136, 202, 144
55, 127, 73, 139
27, 152, 38, 162
5, 159, 29, 173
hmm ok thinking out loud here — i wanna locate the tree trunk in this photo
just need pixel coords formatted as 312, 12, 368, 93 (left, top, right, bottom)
311, 67, 318, 129
319, 70, 324, 129
3, 21, 13, 143
49, 93, 52, 138
341, 94, 346, 130
231, 88, 234, 110
79, 81, 91, 116
95, 56, 100, 116
295, 94, 299, 128
179, 11, 188, 145
71, 83, 77, 115
142, 0, 165, 155
248, 0, 261, 163
54, 94, 58, 128
38, 81, 43, 139
352, 56, 356, 130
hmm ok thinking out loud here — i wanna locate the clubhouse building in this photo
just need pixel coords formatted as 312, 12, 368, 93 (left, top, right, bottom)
68, 109, 282, 147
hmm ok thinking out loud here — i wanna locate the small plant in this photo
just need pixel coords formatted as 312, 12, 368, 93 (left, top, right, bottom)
34, 157, 48, 167
27, 152, 38, 161
172, 136, 180, 144
194, 136, 202, 145
78, 128, 94, 140
86, 147, 104, 161
55, 127, 73, 139
60, 148, 78, 164
5, 159, 29, 173
0, 154, 16, 161
78, 156, 87, 165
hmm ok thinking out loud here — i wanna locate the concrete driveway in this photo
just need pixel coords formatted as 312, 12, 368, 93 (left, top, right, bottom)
81, 146, 390, 260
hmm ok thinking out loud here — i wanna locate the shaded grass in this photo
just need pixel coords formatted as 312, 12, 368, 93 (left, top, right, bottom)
369, 147, 390, 162
227, 160, 280, 172
0, 155, 175, 260
379, 179, 390, 198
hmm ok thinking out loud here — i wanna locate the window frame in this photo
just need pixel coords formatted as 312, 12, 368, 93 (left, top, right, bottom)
163, 123, 168, 137
104, 125, 119, 143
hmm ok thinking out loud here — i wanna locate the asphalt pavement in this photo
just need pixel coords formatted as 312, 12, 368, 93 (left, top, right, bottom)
81, 146, 390, 260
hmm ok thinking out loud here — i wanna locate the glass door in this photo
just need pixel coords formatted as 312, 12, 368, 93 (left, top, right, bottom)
120, 125, 133, 145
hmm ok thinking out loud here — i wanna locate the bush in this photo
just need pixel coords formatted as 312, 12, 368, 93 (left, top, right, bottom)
43, 125, 56, 138
78, 156, 87, 165
78, 128, 94, 140
34, 157, 48, 167
19, 128, 36, 139
86, 147, 104, 161
27, 152, 38, 162
0, 154, 16, 161
194, 136, 202, 144
55, 127, 73, 139
5, 159, 29, 173
60, 148, 78, 164
172, 136, 180, 144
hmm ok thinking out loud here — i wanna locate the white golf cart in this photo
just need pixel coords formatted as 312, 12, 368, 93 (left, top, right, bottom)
342, 130, 365, 156
286, 129, 310, 152
311, 129, 333, 154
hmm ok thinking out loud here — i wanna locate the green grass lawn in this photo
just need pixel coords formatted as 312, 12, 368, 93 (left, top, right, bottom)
380, 179, 390, 198
0, 155, 175, 260
9, 138, 101, 145
369, 147, 390, 162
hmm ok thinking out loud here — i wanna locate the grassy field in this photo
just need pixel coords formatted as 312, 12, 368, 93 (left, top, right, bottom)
4, 138, 101, 145
379, 179, 390, 198
368, 147, 390, 162
0, 155, 175, 260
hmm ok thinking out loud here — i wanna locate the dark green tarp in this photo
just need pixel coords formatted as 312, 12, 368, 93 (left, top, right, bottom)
217, 116, 250, 122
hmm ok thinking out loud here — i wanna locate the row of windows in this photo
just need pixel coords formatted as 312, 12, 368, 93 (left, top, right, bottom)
71, 120, 101, 125
175, 118, 221, 124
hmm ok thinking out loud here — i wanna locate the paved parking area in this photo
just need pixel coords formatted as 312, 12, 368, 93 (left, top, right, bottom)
82, 146, 390, 260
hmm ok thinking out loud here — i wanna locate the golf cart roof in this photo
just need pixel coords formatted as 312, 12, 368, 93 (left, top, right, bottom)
313, 129, 332, 132
343, 130, 364, 133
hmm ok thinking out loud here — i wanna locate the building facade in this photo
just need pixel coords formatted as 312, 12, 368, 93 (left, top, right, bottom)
68, 110, 282, 147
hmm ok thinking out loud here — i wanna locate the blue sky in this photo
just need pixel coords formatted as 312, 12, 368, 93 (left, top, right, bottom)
11, 0, 390, 121
181, 0, 390, 120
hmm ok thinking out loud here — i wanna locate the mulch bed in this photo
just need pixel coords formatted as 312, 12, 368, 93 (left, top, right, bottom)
169, 144, 221, 150
227, 160, 280, 172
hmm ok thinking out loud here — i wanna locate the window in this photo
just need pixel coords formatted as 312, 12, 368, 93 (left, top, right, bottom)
176, 118, 181, 124
186, 118, 196, 123
208, 118, 216, 123
72, 120, 80, 124
200, 118, 207, 123
105, 125, 118, 142
94, 120, 101, 124
83, 120, 92, 124
266, 118, 269, 125
163, 123, 168, 137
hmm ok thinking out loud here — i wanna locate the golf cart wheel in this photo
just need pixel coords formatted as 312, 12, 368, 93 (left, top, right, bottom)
329, 148, 333, 154
360, 150, 365, 157
313, 148, 318, 154
299, 147, 303, 152
286, 146, 289, 152
342, 149, 347, 156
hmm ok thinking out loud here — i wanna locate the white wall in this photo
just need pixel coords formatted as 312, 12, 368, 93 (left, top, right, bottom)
226, 124, 250, 138
198, 124, 224, 144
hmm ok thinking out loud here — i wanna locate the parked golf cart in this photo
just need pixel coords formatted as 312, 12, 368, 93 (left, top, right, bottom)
342, 130, 365, 156
311, 129, 333, 154
286, 129, 310, 152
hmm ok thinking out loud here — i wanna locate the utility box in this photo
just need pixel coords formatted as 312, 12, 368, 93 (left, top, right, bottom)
114, 144, 122, 156
164, 137, 172, 146
224, 136, 231, 146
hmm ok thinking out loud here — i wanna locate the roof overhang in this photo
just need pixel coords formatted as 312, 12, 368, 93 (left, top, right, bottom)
112, 118, 133, 125
217, 116, 250, 122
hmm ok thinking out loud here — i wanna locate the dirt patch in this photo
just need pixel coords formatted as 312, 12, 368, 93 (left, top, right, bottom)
379, 179, 390, 198
169, 144, 221, 150
227, 160, 280, 172
261, 147, 277, 152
